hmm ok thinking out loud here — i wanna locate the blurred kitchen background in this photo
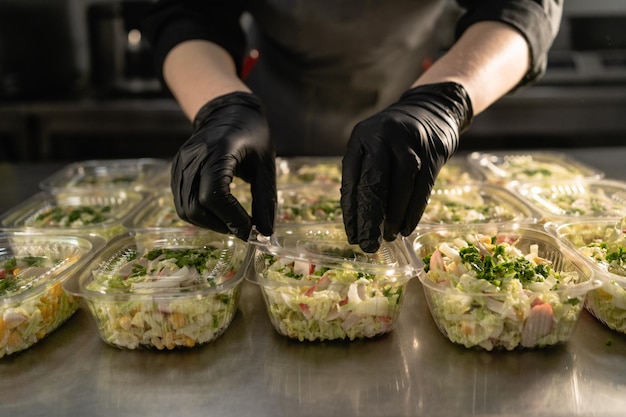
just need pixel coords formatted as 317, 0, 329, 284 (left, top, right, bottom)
1, 0, 625, 163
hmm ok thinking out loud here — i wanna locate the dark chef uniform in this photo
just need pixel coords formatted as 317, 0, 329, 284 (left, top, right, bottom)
143, 0, 562, 156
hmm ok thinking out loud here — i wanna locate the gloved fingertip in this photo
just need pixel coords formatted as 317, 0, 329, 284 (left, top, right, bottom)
345, 230, 358, 245
383, 230, 397, 242
255, 223, 273, 237
233, 223, 253, 242
400, 226, 416, 238
359, 239, 381, 254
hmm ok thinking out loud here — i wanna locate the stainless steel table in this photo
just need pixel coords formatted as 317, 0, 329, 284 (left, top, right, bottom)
2, 147, 626, 417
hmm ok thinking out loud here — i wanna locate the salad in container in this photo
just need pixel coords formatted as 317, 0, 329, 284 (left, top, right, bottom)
0, 189, 144, 240
66, 230, 248, 350
276, 184, 342, 224
1, 232, 105, 358
549, 217, 626, 334
276, 157, 342, 185
247, 223, 418, 342
516, 179, 626, 223
39, 158, 170, 193
421, 184, 538, 225
467, 151, 604, 186
408, 224, 599, 351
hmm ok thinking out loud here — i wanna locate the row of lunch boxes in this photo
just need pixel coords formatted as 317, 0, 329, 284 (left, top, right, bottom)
1, 152, 625, 357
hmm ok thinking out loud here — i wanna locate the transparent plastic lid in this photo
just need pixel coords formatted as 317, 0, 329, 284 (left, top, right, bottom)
551, 217, 626, 289
124, 188, 252, 232
434, 155, 486, 187
421, 183, 538, 225
516, 179, 626, 220
248, 223, 417, 281
0, 190, 144, 233
467, 151, 604, 185
0, 232, 105, 300
124, 192, 198, 232
276, 156, 342, 185
39, 158, 170, 192
70, 230, 248, 298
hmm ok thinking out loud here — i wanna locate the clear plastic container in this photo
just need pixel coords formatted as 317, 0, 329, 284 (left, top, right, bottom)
276, 155, 486, 187
420, 183, 539, 225
515, 179, 626, 223
124, 188, 252, 233
434, 155, 486, 188
39, 158, 170, 193
549, 217, 626, 334
276, 156, 342, 186
276, 183, 342, 224
151, 163, 251, 195
467, 151, 604, 186
150, 161, 173, 190
407, 223, 599, 351
0, 189, 145, 241
1, 232, 105, 358
65, 230, 248, 350
124, 191, 194, 232
247, 223, 419, 341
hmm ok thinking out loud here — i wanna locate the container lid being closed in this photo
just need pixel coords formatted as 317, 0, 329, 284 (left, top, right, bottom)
248, 223, 418, 285
246, 223, 419, 342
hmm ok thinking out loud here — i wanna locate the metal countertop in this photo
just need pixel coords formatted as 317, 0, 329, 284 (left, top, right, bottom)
1, 147, 626, 417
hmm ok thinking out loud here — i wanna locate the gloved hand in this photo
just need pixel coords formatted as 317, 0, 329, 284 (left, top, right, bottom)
171, 91, 277, 241
341, 82, 473, 253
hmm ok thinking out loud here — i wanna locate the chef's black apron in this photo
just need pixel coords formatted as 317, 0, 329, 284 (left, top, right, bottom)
243, 0, 446, 156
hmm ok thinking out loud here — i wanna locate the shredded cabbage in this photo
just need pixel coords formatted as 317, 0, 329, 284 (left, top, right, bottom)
577, 235, 626, 334
259, 254, 406, 341
85, 246, 242, 350
421, 233, 585, 350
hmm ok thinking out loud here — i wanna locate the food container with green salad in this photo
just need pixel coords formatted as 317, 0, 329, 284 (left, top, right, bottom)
65, 229, 249, 350
1, 232, 105, 358
515, 179, 626, 223
407, 223, 599, 351
39, 158, 170, 193
420, 183, 538, 226
276, 184, 342, 224
549, 217, 626, 334
247, 223, 418, 342
433, 155, 486, 187
467, 151, 604, 186
0, 189, 144, 241
276, 157, 342, 185
123, 187, 253, 233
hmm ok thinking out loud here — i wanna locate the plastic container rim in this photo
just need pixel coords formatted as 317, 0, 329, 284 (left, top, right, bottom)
548, 217, 626, 289
64, 232, 248, 301
247, 224, 419, 279
410, 222, 601, 296
1, 231, 106, 304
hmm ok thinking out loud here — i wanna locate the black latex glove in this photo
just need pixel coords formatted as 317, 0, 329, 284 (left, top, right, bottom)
171, 91, 277, 241
341, 82, 473, 253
